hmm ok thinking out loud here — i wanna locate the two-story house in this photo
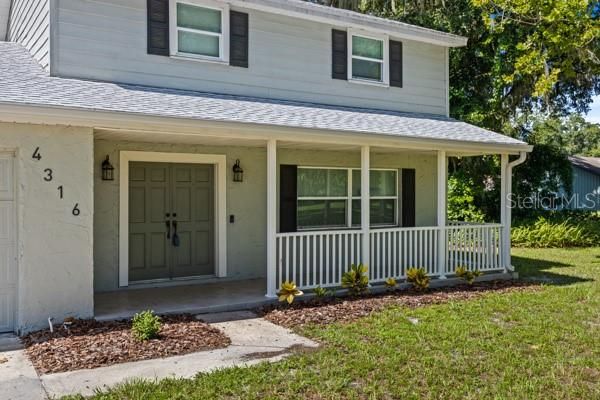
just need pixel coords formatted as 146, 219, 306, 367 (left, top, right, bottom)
0, 0, 531, 334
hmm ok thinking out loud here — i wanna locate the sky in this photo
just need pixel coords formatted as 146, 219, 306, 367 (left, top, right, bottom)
587, 95, 600, 124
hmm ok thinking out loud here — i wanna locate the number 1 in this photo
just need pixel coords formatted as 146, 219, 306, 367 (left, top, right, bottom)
58, 186, 63, 199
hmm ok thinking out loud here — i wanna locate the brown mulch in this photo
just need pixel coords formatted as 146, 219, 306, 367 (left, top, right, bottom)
22, 314, 231, 374
261, 280, 541, 329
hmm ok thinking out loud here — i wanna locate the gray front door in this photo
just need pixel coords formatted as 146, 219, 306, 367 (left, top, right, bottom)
129, 162, 214, 282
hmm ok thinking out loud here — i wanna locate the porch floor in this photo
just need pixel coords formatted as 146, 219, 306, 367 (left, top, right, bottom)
94, 279, 272, 321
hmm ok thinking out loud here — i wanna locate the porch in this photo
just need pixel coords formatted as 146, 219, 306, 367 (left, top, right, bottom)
95, 279, 269, 321
92, 117, 527, 311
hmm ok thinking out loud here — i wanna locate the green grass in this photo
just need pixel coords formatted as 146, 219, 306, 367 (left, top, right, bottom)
66, 248, 600, 400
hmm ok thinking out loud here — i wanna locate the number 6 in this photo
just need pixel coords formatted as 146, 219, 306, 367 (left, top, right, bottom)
72, 204, 81, 216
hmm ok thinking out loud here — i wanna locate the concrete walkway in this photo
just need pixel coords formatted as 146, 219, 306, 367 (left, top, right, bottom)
2, 312, 318, 399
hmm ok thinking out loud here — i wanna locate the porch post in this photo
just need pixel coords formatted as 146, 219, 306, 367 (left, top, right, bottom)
361, 146, 370, 267
436, 150, 447, 279
500, 153, 510, 271
266, 139, 277, 298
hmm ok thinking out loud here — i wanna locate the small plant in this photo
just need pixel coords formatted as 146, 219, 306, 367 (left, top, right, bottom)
278, 281, 304, 304
406, 267, 430, 291
131, 310, 162, 341
384, 277, 398, 291
342, 263, 369, 296
455, 266, 482, 285
313, 286, 328, 298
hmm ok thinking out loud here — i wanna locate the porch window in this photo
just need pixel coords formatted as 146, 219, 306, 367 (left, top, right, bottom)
171, 0, 229, 62
297, 168, 348, 229
349, 32, 389, 85
296, 167, 397, 230
351, 169, 397, 226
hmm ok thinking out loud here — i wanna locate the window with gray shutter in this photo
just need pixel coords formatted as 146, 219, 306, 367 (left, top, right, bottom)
230, 11, 249, 68
332, 29, 348, 80
147, 0, 170, 56
389, 40, 403, 88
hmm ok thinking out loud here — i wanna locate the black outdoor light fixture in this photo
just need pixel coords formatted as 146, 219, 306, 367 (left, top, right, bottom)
101, 155, 115, 181
232, 159, 244, 182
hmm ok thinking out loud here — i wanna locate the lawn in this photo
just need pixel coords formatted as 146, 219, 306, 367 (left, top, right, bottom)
66, 248, 599, 400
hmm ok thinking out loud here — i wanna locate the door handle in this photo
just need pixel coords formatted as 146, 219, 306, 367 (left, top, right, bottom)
172, 214, 180, 247
165, 213, 171, 239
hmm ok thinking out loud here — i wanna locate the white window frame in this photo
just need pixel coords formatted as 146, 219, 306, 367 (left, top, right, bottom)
348, 29, 389, 87
296, 166, 398, 231
351, 168, 398, 228
169, 0, 230, 63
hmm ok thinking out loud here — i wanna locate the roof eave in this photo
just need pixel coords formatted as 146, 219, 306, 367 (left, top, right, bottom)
0, 102, 531, 154
230, 0, 468, 47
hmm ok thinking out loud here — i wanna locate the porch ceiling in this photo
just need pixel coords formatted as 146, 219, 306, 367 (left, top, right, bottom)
94, 128, 443, 155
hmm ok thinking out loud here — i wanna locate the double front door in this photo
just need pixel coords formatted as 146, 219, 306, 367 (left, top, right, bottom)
129, 162, 214, 282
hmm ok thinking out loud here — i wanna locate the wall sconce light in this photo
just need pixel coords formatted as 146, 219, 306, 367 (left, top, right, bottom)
101, 155, 115, 181
232, 159, 244, 182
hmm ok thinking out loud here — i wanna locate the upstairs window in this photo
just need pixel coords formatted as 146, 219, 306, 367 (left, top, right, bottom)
171, 0, 229, 62
348, 31, 389, 85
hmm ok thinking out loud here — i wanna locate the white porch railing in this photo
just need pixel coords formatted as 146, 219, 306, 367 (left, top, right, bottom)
369, 227, 439, 281
276, 230, 363, 290
445, 224, 503, 273
275, 224, 504, 290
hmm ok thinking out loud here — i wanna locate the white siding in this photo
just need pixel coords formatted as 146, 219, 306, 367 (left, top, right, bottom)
0, 0, 11, 40
7, 0, 50, 70
53, 0, 448, 115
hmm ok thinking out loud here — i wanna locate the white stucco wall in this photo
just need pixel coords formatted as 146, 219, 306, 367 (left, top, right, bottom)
0, 122, 94, 333
94, 141, 438, 292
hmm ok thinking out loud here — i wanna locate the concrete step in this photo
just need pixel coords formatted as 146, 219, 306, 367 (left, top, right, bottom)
0, 333, 23, 352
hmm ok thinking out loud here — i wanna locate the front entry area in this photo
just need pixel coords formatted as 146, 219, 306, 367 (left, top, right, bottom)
128, 162, 215, 283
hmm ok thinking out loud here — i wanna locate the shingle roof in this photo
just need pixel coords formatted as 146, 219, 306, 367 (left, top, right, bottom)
0, 42, 527, 148
569, 156, 600, 176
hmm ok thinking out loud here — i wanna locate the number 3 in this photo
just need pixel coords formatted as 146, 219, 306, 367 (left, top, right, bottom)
72, 204, 80, 216
43, 168, 53, 182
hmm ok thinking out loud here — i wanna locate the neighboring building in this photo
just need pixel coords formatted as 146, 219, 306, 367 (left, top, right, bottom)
0, 0, 531, 334
567, 156, 600, 210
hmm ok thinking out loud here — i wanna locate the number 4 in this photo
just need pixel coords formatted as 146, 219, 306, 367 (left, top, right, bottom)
32, 147, 42, 161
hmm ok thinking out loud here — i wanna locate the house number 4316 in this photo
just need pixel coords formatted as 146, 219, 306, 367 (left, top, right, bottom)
32, 146, 81, 216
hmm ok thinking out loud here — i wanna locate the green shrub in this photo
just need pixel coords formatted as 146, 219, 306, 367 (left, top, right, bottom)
342, 264, 369, 296
384, 277, 398, 291
278, 281, 304, 304
406, 268, 430, 291
313, 286, 328, 298
455, 266, 482, 285
512, 217, 598, 248
131, 310, 162, 341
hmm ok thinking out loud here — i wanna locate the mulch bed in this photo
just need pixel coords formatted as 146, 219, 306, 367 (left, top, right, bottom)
261, 280, 541, 329
22, 314, 231, 374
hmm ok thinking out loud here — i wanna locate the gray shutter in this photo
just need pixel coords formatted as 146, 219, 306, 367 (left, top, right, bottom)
389, 40, 403, 88
280, 165, 297, 233
230, 11, 249, 68
332, 29, 348, 80
147, 0, 170, 56
402, 169, 416, 227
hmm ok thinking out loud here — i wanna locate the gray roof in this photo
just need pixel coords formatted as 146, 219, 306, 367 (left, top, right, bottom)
0, 42, 527, 148
569, 156, 600, 176
233, 0, 467, 47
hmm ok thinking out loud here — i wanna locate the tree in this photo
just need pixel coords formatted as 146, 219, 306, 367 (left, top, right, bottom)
526, 115, 600, 156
